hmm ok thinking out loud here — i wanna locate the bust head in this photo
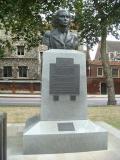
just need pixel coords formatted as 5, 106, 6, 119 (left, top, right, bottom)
53, 9, 71, 28
43, 9, 78, 50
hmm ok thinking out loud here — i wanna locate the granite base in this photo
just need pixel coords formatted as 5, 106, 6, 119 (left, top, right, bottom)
23, 120, 108, 154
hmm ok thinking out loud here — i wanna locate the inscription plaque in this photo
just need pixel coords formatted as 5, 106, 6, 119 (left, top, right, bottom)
70, 95, 76, 101
58, 122, 75, 131
53, 95, 59, 101
50, 58, 80, 95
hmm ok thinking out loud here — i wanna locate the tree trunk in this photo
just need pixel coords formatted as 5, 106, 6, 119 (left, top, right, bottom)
86, 44, 90, 61
100, 28, 116, 105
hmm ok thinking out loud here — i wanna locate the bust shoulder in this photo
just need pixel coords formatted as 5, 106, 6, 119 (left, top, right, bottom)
44, 31, 51, 38
70, 31, 78, 37
43, 31, 51, 46
69, 31, 78, 50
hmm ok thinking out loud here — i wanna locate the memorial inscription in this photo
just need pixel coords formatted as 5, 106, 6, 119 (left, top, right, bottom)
57, 122, 75, 131
50, 58, 80, 95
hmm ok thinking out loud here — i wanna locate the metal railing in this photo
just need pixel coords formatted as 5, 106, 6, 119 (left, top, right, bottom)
0, 113, 7, 160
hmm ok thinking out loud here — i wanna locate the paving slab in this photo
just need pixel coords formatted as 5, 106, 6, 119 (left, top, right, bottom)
90, 150, 120, 160
9, 152, 94, 160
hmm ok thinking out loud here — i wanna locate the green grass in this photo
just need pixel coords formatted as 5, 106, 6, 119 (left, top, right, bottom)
0, 106, 39, 123
88, 105, 120, 129
0, 105, 120, 129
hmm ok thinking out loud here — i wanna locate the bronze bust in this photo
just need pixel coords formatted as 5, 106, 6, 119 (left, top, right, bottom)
43, 9, 78, 50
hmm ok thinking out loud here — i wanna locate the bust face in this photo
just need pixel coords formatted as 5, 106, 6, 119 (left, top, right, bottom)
57, 10, 70, 27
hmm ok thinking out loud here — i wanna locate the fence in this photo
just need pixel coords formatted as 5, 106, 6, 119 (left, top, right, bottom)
0, 113, 7, 160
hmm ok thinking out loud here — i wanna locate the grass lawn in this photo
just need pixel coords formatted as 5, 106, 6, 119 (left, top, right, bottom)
0, 105, 120, 129
88, 106, 120, 129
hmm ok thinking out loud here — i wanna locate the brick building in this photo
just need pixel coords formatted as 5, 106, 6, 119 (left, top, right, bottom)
1, 35, 120, 95
87, 41, 120, 94
0, 37, 47, 93
95, 41, 120, 61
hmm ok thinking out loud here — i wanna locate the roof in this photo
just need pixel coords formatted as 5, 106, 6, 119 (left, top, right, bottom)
95, 41, 120, 59
89, 60, 120, 66
107, 41, 120, 52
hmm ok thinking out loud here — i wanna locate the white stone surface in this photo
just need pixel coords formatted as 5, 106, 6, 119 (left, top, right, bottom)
23, 120, 108, 154
23, 49, 108, 154
41, 49, 87, 120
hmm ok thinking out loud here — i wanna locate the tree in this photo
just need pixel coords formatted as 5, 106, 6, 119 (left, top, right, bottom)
0, 1, 55, 48
75, 0, 120, 105
0, 0, 77, 50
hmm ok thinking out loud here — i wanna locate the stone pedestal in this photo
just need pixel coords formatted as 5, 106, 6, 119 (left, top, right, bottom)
23, 120, 107, 154
23, 49, 108, 154
41, 49, 87, 120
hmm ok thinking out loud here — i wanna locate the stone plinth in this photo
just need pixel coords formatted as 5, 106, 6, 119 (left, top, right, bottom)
23, 49, 108, 154
23, 120, 107, 154
41, 49, 87, 121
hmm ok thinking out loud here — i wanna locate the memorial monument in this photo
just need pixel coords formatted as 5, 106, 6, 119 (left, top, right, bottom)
23, 9, 108, 154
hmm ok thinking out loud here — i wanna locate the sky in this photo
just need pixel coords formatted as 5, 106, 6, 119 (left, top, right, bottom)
89, 35, 120, 60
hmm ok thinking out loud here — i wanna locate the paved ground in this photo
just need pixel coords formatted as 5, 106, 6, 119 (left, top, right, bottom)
1, 94, 120, 106
7, 122, 120, 160
1, 93, 120, 98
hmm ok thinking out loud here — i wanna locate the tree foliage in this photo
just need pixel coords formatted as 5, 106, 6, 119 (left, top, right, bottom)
0, 0, 44, 48
0, 0, 119, 48
75, 0, 120, 47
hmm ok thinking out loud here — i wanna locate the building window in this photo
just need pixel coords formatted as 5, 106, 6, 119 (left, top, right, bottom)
17, 46, 25, 55
18, 66, 28, 77
97, 67, 103, 77
112, 68, 119, 77
3, 66, 12, 77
